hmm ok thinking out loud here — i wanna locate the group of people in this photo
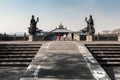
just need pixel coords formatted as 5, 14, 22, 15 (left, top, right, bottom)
58, 33, 74, 41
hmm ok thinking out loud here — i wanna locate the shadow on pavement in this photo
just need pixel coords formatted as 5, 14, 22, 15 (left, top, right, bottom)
38, 53, 94, 79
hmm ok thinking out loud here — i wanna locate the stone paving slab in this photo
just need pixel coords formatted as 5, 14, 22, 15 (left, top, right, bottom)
37, 53, 94, 79
21, 41, 95, 80
0, 67, 26, 80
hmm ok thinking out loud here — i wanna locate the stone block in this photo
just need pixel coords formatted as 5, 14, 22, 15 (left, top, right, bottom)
86, 35, 93, 41
28, 35, 44, 41
118, 36, 120, 41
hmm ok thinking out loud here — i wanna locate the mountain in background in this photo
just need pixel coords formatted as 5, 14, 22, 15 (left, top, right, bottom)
100, 28, 120, 34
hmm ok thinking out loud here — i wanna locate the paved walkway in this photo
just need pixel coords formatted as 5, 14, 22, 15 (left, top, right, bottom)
22, 41, 94, 80
0, 41, 115, 80
0, 67, 26, 80
38, 42, 94, 79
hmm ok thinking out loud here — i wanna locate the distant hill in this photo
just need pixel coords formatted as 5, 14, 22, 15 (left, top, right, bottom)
112, 29, 120, 33
101, 28, 120, 34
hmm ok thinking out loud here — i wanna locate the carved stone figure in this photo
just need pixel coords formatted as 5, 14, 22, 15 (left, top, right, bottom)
28, 15, 39, 35
85, 15, 95, 35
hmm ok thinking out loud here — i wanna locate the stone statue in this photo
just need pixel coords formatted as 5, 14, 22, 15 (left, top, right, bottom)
28, 15, 39, 35
85, 15, 95, 35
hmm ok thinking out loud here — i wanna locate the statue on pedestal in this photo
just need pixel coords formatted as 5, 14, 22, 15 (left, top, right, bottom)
28, 15, 39, 35
85, 15, 95, 35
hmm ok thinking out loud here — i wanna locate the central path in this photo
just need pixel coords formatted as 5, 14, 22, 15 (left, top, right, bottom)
35, 41, 94, 80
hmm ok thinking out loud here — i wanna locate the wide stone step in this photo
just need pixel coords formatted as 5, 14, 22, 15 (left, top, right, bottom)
0, 58, 32, 62
0, 53, 36, 56
0, 57, 32, 59
94, 54, 120, 56
0, 55, 34, 58
93, 53, 120, 55
0, 44, 41, 46
97, 58, 120, 61
0, 48, 39, 51
86, 44, 120, 46
0, 51, 37, 53
0, 47, 40, 50
93, 51, 120, 53
0, 49, 38, 52
95, 55, 120, 58
0, 44, 41, 47
0, 62, 29, 67
99, 62, 120, 67
89, 48, 120, 51
87, 46, 120, 48
98, 60, 120, 63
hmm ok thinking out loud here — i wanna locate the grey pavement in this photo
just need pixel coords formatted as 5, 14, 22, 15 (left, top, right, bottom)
22, 41, 95, 80
0, 41, 113, 80
0, 67, 26, 80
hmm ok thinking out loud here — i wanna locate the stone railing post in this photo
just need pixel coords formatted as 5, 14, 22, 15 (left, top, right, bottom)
86, 35, 93, 41
14, 34, 16, 40
118, 33, 120, 41
23, 33, 26, 40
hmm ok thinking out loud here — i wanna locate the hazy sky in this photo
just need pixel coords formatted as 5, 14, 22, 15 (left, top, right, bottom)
0, 0, 120, 33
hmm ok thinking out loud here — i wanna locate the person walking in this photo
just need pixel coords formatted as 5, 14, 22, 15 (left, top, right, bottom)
58, 33, 61, 41
71, 33, 74, 40
63, 34, 66, 41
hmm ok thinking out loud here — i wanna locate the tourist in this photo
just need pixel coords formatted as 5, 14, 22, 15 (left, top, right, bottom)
58, 33, 61, 40
63, 34, 66, 41
71, 33, 74, 40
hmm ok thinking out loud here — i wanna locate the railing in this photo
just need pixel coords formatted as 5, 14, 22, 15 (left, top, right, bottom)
94, 34, 118, 41
0, 32, 119, 41
74, 33, 80, 41
0, 36, 28, 41
79, 34, 118, 41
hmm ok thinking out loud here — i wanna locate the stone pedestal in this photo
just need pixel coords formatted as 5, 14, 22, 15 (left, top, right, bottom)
28, 35, 44, 41
118, 35, 120, 41
86, 35, 93, 41
74, 34, 80, 41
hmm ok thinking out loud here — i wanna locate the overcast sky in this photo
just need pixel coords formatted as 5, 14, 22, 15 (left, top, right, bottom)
0, 0, 120, 33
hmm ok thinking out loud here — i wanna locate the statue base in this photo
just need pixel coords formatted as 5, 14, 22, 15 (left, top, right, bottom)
28, 35, 44, 41
86, 35, 93, 41
118, 36, 120, 41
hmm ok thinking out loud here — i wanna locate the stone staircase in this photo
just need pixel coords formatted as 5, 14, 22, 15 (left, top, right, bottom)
85, 44, 120, 80
85, 44, 120, 67
0, 44, 41, 67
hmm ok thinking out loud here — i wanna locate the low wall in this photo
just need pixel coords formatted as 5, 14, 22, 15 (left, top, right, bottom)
0, 34, 119, 41
74, 34, 80, 41
79, 35, 118, 41
94, 35, 118, 41
0, 36, 28, 41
